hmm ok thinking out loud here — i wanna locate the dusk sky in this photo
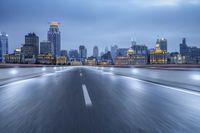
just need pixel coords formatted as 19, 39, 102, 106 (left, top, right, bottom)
0, 0, 200, 55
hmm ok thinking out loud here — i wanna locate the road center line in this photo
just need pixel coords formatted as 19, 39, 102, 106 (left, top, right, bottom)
82, 84, 92, 106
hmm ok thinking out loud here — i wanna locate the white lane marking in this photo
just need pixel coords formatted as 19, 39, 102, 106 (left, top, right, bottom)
120, 76, 200, 96
82, 84, 92, 106
80, 73, 82, 76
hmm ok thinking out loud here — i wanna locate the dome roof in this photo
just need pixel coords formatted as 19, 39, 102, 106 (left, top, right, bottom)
127, 48, 134, 55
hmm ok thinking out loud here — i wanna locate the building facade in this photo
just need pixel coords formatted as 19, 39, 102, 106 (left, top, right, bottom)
111, 45, 118, 59
131, 44, 148, 64
0, 32, 8, 62
48, 21, 61, 56
4, 48, 21, 64
159, 38, 167, 51
79, 45, 87, 60
40, 40, 52, 54
150, 41, 167, 64
93, 46, 99, 58
180, 38, 200, 64
25, 33, 39, 56
69, 49, 79, 59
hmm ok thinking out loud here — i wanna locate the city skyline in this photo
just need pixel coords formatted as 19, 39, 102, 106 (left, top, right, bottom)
0, 0, 200, 55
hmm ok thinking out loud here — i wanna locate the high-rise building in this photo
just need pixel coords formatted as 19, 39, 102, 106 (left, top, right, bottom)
48, 21, 61, 57
79, 45, 87, 60
69, 49, 79, 59
111, 45, 118, 59
0, 32, 8, 62
93, 46, 99, 58
159, 38, 167, 52
25, 33, 39, 56
40, 40, 52, 54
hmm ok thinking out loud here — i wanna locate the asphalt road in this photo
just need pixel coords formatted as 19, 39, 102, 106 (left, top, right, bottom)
0, 67, 200, 133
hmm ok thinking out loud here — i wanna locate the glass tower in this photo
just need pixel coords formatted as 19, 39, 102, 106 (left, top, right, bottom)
0, 32, 8, 62
48, 22, 61, 57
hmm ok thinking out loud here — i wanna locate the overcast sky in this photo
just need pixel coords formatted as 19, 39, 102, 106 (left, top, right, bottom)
0, 0, 200, 55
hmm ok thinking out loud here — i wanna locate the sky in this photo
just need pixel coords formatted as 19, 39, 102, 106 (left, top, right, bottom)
0, 0, 200, 55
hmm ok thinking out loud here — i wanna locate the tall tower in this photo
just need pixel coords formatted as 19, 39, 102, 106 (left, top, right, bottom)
159, 38, 167, 52
79, 45, 87, 60
25, 32, 39, 56
93, 46, 99, 58
0, 32, 8, 62
48, 21, 61, 57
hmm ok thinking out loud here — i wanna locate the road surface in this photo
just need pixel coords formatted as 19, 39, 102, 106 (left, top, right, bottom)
0, 66, 200, 133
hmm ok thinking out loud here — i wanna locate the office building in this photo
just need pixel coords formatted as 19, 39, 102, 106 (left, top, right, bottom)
159, 38, 167, 51
69, 49, 79, 59
48, 21, 61, 56
25, 33, 39, 56
111, 45, 118, 59
40, 40, 52, 54
0, 32, 8, 62
180, 38, 200, 64
93, 46, 99, 58
79, 45, 87, 60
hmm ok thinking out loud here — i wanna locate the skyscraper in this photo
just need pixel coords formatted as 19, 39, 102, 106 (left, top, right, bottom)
93, 46, 99, 58
0, 32, 8, 62
48, 21, 61, 57
25, 32, 39, 56
79, 45, 87, 60
159, 38, 167, 52
111, 45, 118, 59
69, 49, 79, 59
40, 40, 52, 54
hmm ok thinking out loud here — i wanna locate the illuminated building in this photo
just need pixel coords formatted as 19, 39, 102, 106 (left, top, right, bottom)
115, 47, 148, 65
70, 59, 82, 66
37, 53, 54, 64
98, 60, 111, 65
150, 40, 167, 64
56, 56, 67, 65
48, 21, 61, 56
0, 32, 8, 62
85, 56, 97, 66
131, 44, 148, 64
4, 48, 22, 64
114, 48, 135, 65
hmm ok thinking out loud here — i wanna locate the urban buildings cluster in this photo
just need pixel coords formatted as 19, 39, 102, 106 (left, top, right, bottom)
0, 22, 200, 66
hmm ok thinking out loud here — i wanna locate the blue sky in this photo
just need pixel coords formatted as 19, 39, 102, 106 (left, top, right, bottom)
0, 0, 200, 55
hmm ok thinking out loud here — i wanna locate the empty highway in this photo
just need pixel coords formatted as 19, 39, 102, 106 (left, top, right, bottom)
0, 66, 200, 133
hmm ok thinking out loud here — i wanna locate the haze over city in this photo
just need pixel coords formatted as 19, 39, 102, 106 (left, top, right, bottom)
0, 0, 200, 55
